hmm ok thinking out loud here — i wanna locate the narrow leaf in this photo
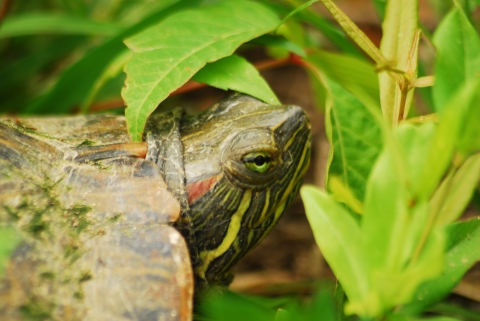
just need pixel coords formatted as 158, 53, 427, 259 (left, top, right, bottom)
433, 153, 480, 227
192, 55, 279, 105
318, 0, 387, 64
378, 0, 418, 124
122, 1, 280, 141
301, 185, 370, 307
432, 8, 480, 113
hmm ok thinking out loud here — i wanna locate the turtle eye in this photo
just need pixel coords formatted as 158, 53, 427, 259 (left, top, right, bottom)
242, 152, 273, 173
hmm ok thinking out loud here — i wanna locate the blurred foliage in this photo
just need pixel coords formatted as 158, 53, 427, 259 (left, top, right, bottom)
1, 0, 480, 320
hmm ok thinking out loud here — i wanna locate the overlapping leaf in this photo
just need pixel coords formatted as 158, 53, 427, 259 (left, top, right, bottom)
432, 8, 480, 113
25, 0, 197, 114
402, 218, 480, 314
122, 1, 280, 141
320, 77, 382, 204
192, 55, 280, 105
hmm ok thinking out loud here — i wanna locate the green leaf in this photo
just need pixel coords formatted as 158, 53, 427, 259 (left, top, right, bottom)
274, 309, 291, 321
192, 54, 280, 105
200, 291, 275, 321
378, 0, 418, 124
0, 226, 23, 278
419, 80, 479, 199
306, 50, 380, 108
320, 77, 382, 204
432, 8, 480, 113
401, 218, 480, 314
456, 87, 480, 157
249, 34, 306, 57
371, 0, 386, 20
433, 153, 480, 227
122, 1, 280, 141
25, 0, 195, 115
0, 13, 122, 38
300, 186, 370, 312
263, 2, 363, 58
362, 139, 410, 273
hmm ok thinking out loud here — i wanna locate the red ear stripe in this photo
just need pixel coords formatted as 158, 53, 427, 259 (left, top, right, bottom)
186, 176, 218, 205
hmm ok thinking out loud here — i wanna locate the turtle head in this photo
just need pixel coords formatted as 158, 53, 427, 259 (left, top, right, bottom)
180, 94, 311, 287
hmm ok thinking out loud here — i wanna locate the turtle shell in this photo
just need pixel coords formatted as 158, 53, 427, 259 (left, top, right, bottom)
0, 113, 193, 320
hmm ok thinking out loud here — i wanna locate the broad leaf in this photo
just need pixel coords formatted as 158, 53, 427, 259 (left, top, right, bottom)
0, 13, 121, 38
401, 218, 480, 314
25, 0, 195, 114
432, 8, 480, 113
192, 55, 280, 105
122, 1, 280, 141
378, 0, 418, 125
362, 139, 410, 273
320, 77, 382, 204
301, 186, 370, 313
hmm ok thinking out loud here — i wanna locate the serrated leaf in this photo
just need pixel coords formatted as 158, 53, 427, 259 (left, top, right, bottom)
25, 0, 195, 115
122, 1, 280, 141
192, 54, 279, 105
401, 218, 480, 314
432, 8, 480, 113
0, 13, 121, 38
378, 0, 418, 125
301, 185, 370, 309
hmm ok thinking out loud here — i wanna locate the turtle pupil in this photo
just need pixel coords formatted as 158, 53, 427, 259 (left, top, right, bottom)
254, 156, 266, 166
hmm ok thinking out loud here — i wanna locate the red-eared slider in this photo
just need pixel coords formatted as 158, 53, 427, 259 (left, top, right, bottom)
0, 94, 311, 321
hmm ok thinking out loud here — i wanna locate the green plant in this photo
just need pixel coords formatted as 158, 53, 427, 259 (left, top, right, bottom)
1, 0, 480, 320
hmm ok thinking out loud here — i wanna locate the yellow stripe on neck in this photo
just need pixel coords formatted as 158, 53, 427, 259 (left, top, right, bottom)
198, 190, 252, 276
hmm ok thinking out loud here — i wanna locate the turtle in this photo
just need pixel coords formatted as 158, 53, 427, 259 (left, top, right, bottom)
0, 93, 311, 321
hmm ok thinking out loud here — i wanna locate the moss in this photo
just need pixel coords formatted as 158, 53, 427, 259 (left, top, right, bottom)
19, 297, 54, 321
78, 270, 92, 283
77, 140, 96, 147
108, 214, 122, 223
39, 271, 55, 280
26, 209, 49, 237
66, 204, 91, 235
73, 291, 84, 300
